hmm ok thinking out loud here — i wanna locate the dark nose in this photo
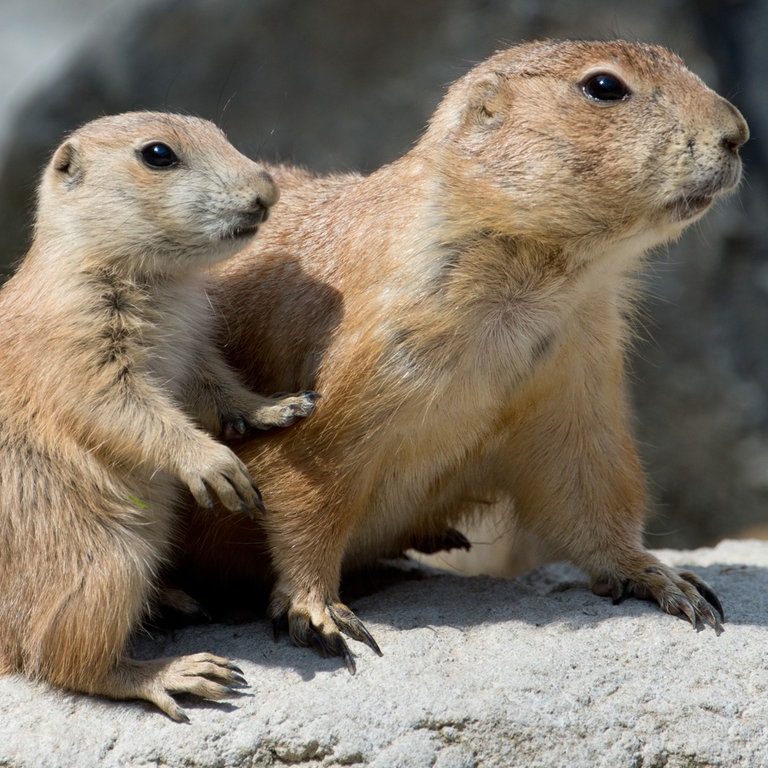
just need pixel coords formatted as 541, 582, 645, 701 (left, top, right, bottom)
254, 169, 279, 208
720, 98, 749, 153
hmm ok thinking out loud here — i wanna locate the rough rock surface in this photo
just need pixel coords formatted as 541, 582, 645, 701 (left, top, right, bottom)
1, 539, 766, 767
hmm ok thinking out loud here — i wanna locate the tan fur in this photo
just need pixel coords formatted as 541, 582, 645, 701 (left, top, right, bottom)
182, 41, 749, 668
0, 112, 317, 720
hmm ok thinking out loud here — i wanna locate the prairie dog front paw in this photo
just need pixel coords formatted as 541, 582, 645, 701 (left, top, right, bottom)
248, 390, 321, 430
178, 442, 263, 515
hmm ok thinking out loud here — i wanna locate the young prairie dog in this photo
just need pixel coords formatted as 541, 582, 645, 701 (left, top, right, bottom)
0, 112, 316, 720
181, 41, 748, 671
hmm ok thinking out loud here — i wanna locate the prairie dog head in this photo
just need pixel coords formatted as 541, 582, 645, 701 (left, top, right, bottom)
420, 40, 748, 250
34, 112, 278, 274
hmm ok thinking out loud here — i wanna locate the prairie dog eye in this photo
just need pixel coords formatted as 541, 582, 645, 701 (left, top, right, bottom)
139, 142, 179, 169
581, 73, 631, 102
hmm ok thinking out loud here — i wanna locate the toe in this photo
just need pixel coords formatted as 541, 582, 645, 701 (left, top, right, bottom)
328, 602, 382, 656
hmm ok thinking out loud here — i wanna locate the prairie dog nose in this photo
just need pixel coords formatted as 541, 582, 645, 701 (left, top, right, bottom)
717, 97, 749, 153
251, 169, 279, 209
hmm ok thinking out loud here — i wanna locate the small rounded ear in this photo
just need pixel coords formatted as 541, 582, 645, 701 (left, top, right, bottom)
51, 139, 83, 187
464, 72, 507, 127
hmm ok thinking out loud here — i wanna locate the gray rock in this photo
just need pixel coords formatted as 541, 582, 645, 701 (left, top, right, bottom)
0, 540, 765, 767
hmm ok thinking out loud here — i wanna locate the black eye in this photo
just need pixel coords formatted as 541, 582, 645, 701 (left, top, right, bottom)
581, 73, 630, 102
140, 142, 179, 169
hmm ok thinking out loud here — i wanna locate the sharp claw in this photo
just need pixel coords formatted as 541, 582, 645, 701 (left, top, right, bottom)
226, 662, 244, 675
220, 415, 247, 440
270, 600, 288, 642
231, 416, 246, 434
239, 501, 255, 520
699, 604, 723, 636
252, 484, 265, 514
356, 622, 383, 657
688, 577, 725, 623
678, 598, 697, 627
447, 528, 472, 551
611, 580, 631, 605
304, 625, 357, 674
325, 633, 357, 674
327, 603, 383, 657
272, 615, 285, 642
346, 616, 382, 656
230, 672, 249, 687
341, 646, 357, 675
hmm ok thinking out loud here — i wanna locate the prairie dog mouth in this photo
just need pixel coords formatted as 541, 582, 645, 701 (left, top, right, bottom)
668, 163, 741, 222
229, 223, 260, 239
668, 194, 714, 222
225, 205, 271, 240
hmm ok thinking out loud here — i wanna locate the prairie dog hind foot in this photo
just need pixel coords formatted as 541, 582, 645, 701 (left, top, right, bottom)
101, 653, 248, 722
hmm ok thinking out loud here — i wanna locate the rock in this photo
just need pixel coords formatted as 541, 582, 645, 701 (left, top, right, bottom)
0, 540, 766, 767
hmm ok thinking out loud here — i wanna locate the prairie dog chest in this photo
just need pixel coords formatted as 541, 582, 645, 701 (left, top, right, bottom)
136, 279, 212, 401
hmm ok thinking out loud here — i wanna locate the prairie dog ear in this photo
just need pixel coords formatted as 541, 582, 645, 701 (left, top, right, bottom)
51, 139, 83, 187
464, 72, 507, 127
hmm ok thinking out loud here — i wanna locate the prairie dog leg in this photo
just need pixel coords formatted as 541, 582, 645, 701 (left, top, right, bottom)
265, 494, 382, 674
26, 531, 247, 721
507, 348, 723, 631
188, 353, 320, 436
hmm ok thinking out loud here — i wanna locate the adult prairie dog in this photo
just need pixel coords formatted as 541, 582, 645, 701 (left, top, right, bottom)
183, 40, 748, 671
0, 112, 316, 720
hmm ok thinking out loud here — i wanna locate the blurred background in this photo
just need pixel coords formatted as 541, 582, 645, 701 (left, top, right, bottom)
0, 0, 766, 575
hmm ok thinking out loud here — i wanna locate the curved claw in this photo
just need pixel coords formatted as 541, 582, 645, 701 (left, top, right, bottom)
251, 483, 265, 515
309, 628, 357, 674
610, 579, 631, 605
269, 597, 290, 642
328, 603, 383, 657
675, 596, 697, 627
680, 571, 724, 622
155, 585, 213, 621
594, 563, 725, 635
221, 414, 247, 439
268, 593, 381, 674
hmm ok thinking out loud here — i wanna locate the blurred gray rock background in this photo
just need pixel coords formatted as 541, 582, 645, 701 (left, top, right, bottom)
0, 0, 766, 564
